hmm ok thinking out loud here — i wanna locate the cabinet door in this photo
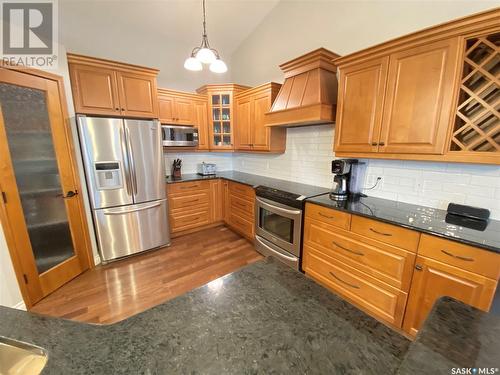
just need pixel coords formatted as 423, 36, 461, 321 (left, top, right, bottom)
251, 93, 271, 151
69, 64, 121, 116
235, 96, 253, 150
403, 255, 497, 337
379, 38, 459, 154
334, 57, 389, 153
194, 101, 209, 150
158, 95, 175, 123
175, 98, 194, 125
117, 71, 158, 118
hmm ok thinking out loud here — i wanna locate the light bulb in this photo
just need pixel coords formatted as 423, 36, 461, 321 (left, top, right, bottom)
209, 59, 228, 73
184, 57, 202, 71
195, 48, 216, 64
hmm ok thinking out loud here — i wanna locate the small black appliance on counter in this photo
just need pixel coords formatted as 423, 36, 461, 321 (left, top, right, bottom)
330, 159, 366, 201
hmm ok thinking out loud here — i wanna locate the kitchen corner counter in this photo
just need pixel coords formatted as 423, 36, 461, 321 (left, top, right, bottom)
0, 259, 410, 374
306, 195, 500, 254
397, 297, 500, 374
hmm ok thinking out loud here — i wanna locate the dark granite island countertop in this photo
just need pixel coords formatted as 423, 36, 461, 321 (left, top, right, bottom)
398, 297, 500, 374
0, 259, 410, 374
307, 195, 500, 254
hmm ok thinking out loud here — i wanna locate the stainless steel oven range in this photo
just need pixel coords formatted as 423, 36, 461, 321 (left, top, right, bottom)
254, 184, 329, 270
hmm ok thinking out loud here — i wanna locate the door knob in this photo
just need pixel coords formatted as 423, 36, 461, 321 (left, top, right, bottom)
62, 190, 78, 198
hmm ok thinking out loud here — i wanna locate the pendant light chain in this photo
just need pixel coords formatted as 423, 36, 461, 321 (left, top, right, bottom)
184, 0, 227, 73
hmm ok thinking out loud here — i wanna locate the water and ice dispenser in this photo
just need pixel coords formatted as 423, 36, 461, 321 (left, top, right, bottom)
94, 162, 122, 190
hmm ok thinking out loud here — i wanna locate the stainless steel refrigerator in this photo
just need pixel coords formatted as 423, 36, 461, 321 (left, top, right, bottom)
77, 115, 170, 262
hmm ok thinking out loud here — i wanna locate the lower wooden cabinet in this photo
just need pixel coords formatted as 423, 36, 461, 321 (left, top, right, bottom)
167, 180, 222, 235
304, 202, 499, 336
167, 179, 254, 240
303, 246, 408, 327
402, 255, 498, 337
224, 181, 255, 240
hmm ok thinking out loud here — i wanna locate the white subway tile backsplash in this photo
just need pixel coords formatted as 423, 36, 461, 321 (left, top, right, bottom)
162, 126, 500, 220
232, 126, 500, 219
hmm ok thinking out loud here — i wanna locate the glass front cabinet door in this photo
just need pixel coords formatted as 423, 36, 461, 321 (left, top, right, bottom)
197, 84, 249, 151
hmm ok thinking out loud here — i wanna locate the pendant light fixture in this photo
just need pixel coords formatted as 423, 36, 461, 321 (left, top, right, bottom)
184, 0, 227, 73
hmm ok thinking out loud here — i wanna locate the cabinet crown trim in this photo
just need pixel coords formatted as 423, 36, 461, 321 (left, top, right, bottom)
67, 53, 159, 75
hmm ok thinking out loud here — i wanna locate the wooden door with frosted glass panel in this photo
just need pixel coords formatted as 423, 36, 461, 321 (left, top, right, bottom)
0, 67, 92, 307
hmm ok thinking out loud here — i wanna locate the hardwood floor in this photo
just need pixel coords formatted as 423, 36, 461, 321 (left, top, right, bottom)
31, 226, 262, 324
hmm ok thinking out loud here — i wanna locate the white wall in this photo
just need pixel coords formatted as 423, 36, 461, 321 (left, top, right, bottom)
230, 0, 500, 219
230, 0, 499, 86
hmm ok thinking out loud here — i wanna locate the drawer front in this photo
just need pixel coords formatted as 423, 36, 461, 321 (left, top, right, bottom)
304, 247, 407, 327
168, 180, 210, 195
304, 221, 415, 291
350, 215, 420, 252
305, 203, 351, 230
170, 210, 210, 233
228, 181, 255, 200
229, 194, 254, 219
228, 212, 254, 239
169, 191, 210, 211
418, 234, 500, 280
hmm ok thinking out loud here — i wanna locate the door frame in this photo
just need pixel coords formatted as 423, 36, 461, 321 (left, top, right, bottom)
0, 64, 95, 308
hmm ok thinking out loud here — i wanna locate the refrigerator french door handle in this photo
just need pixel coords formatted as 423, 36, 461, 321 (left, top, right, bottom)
125, 127, 138, 196
119, 126, 133, 197
103, 201, 162, 215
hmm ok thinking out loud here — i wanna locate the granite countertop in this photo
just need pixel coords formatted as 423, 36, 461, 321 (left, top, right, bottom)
0, 259, 411, 374
397, 297, 500, 374
308, 195, 500, 254
1, 260, 498, 374
166, 171, 329, 197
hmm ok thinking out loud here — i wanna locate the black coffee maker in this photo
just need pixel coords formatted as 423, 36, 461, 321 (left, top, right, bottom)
330, 159, 365, 201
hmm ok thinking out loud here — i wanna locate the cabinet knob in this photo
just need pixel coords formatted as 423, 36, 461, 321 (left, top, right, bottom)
371, 142, 378, 146
379, 142, 385, 146
115, 107, 119, 111
121, 108, 125, 111
415, 264, 423, 271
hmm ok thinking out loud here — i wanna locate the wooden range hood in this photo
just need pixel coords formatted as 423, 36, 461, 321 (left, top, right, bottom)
265, 48, 340, 127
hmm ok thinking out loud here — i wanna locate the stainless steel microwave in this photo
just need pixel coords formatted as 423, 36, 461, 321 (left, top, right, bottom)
161, 125, 199, 147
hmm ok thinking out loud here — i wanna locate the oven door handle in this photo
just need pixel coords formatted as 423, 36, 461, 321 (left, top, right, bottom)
255, 236, 298, 262
255, 197, 302, 216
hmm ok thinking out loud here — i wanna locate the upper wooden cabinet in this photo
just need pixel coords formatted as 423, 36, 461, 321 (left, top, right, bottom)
335, 57, 389, 153
158, 88, 209, 150
380, 39, 459, 154
68, 53, 159, 119
157, 89, 196, 125
197, 84, 249, 151
235, 83, 286, 153
334, 9, 500, 164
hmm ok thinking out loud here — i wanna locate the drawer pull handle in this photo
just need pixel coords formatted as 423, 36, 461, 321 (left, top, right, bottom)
441, 249, 474, 262
185, 199, 199, 203
319, 212, 335, 219
234, 201, 247, 208
369, 228, 392, 236
332, 241, 364, 256
329, 272, 360, 289
181, 186, 198, 189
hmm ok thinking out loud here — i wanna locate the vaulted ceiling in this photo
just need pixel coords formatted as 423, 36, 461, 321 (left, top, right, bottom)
59, 0, 280, 90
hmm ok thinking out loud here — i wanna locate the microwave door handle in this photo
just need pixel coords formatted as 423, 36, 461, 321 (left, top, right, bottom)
125, 127, 138, 196
256, 197, 301, 216
120, 126, 133, 196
